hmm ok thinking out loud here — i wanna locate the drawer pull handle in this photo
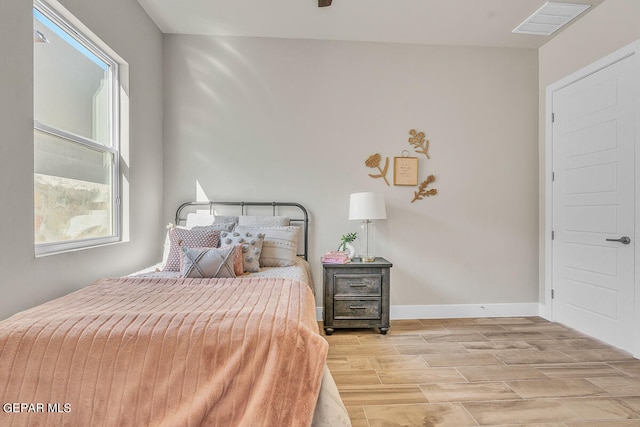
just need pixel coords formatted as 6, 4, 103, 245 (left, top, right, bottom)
349, 305, 367, 310
349, 284, 367, 287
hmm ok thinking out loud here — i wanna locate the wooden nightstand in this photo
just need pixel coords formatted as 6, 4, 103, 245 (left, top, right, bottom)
322, 257, 392, 335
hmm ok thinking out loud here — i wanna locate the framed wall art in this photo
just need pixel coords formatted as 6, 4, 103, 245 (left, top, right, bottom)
393, 154, 418, 186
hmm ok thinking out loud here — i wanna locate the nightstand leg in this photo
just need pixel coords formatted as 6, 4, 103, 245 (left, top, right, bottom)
379, 327, 389, 335
324, 327, 334, 335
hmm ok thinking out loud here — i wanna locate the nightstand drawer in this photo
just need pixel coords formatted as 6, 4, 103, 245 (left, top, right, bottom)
334, 299, 381, 319
334, 274, 381, 296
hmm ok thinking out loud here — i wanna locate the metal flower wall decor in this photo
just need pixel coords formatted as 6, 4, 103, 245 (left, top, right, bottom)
364, 129, 438, 203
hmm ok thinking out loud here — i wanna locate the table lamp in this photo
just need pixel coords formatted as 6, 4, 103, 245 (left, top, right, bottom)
348, 192, 387, 262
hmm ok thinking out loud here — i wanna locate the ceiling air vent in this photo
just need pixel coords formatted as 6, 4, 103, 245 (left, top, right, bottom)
513, 1, 591, 36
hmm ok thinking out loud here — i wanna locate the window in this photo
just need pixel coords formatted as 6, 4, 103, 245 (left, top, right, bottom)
33, 0, 120, 255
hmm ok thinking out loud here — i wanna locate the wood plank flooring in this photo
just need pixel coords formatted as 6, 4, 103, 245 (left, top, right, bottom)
320, 317, 640, 427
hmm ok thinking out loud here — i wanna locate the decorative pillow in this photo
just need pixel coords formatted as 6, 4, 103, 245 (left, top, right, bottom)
219, 230, 265, 273
215, 215, 239, 224
162, 223, 234, 265
234, 226, 299, 267
184, 212, 240, 228
185, 213, 214, 228
237, 215, 290, 227
231, 244, 244, 276
163, 227, 222, 272
180, 246, 236, 278
191, 223, 235, 232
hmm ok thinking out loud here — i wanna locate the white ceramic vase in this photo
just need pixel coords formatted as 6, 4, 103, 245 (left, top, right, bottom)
344, 242, 355, 260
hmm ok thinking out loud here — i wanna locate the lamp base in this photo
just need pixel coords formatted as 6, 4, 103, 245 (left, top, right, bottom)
360, 256, 376, 262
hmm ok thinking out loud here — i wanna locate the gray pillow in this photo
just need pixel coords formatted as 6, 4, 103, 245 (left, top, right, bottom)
180, 246, 236, 278
219, 230, 265, 273
237, 216, 290, 227
214, 215, 239, 224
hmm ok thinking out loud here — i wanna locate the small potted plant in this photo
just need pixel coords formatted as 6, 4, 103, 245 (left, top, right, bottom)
338, 232, 357, 260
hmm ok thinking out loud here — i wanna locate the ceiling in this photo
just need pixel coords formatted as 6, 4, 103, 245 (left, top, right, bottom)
136, 0, 603, 49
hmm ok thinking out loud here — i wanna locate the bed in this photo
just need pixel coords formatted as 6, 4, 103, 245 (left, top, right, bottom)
0, 201, 351, 426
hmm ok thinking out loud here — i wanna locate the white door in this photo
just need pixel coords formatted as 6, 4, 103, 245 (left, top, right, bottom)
552, 54, 637, 352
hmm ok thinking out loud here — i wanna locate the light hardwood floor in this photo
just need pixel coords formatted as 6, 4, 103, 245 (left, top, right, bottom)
320, 317, 640, 427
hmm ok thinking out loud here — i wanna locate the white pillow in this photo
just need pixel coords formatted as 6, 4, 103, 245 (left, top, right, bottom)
185, 213, 215, 228
234, 225, 299, 267
185, 213, 239, 228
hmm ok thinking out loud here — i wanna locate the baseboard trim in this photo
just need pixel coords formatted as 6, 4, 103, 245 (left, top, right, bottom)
316, 303, 540, 321
389, 303, 541, 319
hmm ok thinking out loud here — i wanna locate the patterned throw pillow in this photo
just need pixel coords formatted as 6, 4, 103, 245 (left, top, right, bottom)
233, 226, 300, 267
163, 227, 221, 272
162, 223, 234, 265
219, 230, 265, 273
180, 246, 236, 278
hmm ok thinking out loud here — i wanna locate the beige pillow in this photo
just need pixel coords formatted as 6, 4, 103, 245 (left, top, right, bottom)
234, 226, 299, 267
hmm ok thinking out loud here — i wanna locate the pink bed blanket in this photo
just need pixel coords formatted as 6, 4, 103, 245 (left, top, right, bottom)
0, 276, 328, 426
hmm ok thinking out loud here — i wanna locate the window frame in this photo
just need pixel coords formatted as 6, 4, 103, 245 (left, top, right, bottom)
34, 0, 121, 256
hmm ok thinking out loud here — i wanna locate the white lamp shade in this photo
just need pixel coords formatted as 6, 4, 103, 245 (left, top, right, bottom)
349, 192, 387, 220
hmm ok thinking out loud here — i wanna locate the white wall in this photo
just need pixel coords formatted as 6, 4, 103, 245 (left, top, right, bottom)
163, 36, 539, 311
0, 0, 164, 320
538, 0, 640, 309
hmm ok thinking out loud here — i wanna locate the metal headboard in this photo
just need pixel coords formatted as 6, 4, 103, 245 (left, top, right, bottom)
175, 201, 310, 260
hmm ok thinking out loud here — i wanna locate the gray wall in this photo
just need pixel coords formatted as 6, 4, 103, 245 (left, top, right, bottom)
163, 36, 540, 309
0, 0, 164, 319
14, 0, 635, 318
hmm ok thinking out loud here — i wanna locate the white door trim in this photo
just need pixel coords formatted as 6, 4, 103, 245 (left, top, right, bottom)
544, 38, 640, 357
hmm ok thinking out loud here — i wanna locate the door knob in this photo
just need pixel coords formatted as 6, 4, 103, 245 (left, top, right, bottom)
606, 236, 631, 245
